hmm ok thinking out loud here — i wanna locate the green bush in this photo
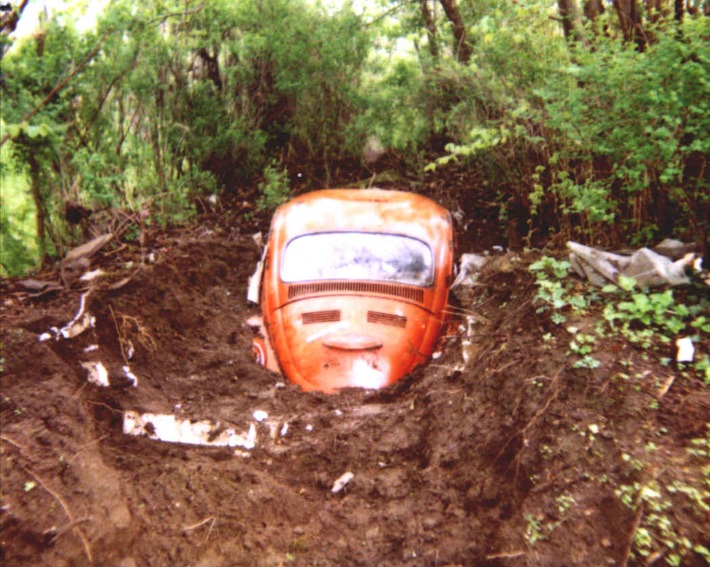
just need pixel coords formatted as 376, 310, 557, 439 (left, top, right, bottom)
256, 162, 291, 212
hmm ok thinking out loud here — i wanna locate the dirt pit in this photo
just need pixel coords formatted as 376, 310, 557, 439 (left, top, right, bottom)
1, 225, 708, 566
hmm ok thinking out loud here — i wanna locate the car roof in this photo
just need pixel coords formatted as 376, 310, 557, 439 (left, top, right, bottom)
270, 189, 452, 245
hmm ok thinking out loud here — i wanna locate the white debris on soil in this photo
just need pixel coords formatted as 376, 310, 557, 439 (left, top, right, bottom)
79, 361, 139, 388
461, 339, 474, 365
38, 291, 95, 341
331, 471, 354, 493
122, 366, 139, 387
81, 361, 110, 387
675, 337, 695, 363
123, 411, 257, 449
79, 269, 105, 282
253, 410, 269, 422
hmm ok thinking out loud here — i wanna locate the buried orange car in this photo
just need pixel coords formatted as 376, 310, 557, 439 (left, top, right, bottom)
249, 188, 455, 393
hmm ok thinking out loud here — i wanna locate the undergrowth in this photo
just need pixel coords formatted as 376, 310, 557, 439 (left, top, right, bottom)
529, 254, 710, 564
529, 256, 710, 382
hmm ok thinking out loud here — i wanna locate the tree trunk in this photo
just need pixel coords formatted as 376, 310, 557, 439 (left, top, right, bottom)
421, 0, 439, 59
646, 0, 670, 23
584, 0, 605, 20
557, 0, 584, 42
675, 0, 684, 22
28, 153, 47, 262
438, 0, 472, 64
613, 0, 647, 50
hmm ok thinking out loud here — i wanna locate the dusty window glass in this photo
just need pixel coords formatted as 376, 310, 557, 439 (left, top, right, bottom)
281, 232, 434, 286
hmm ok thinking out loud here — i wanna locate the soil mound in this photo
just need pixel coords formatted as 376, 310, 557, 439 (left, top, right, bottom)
1, 225, 708, 566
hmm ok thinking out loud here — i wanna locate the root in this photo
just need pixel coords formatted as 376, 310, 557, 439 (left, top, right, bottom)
620, 503, 644, 567
495, 366, 564, 484
109, 306, 157, 363
486, 549, 526, 560
183, 516, 216, 546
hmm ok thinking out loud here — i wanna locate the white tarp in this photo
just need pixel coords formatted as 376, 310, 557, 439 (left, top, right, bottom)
568, 241, 699, 287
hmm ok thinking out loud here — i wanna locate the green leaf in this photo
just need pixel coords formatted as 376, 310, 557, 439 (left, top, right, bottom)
618, 275, 637, 291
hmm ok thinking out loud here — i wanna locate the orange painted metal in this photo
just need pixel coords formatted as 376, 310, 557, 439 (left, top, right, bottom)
255, 188, 455, 393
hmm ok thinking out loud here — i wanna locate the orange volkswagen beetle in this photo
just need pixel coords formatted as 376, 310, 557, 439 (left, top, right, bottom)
250, 188, 455, 393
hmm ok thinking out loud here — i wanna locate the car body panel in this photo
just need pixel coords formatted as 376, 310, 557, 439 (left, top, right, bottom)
255, 188, 454, 393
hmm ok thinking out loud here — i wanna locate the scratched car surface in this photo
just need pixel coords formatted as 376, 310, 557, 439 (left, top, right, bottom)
250, 188, 455, 393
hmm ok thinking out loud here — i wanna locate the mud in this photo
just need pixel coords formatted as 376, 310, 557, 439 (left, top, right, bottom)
1, 213, 708, 566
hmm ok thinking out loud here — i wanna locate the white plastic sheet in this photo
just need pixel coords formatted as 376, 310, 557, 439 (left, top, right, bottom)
568, 241, 698, 287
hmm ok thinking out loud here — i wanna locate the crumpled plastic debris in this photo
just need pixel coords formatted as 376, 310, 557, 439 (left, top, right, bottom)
38, 292, 95, 341
568, 241, 700, 288
451, 253, 488, 288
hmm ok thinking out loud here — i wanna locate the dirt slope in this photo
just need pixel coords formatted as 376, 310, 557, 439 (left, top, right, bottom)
1, 219, 708, 566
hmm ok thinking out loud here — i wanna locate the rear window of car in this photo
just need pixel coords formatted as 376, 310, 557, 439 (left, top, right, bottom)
281, 232, 434, 286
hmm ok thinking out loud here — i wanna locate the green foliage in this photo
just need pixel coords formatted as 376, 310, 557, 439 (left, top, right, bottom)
0, 205, 37, 277
354, 58, 430, 157
615, 446, 710, 566
602, 277, 709, 356
256, 162, 291, 212
529, 256, 596, 324
532, 18, 710, 245
0, 144, 38, 276
530, 257, 709, 378
566, 326, 600, 369
428, 10, 709, 249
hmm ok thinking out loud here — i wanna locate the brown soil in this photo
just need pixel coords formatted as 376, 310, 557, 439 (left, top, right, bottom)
1, 199, 708, 566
